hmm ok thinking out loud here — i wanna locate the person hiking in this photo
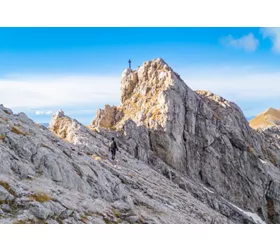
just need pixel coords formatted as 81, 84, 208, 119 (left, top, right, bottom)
109, 137, 118, 161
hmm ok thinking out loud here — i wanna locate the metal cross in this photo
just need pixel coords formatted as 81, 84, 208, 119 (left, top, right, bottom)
128, 59, 131, 69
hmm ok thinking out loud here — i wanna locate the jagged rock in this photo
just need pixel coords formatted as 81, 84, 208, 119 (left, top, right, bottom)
0, 104, 13, 115
2, 58, 280, 224
92, 105, 123, 128
0, 103, 233, 224
93, 58, 280, 223
30, 203, 53, 220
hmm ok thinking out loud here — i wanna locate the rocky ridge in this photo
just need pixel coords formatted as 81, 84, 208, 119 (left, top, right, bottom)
93, 58, 280, 223
1, 58, 280, 223
0, 104, 236, 223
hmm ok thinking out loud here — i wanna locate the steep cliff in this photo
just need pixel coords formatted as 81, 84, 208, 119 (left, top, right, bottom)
93, 58, 280, 223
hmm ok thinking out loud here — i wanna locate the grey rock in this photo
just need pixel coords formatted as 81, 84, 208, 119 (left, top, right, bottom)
92, 58, 280, 224
1, 204, 12, 213
0, 186, 11, 201
29, 203, 52, 220
2, 58, 279, 224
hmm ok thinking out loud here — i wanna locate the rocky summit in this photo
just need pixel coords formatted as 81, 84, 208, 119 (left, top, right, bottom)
1, 59, 280, 224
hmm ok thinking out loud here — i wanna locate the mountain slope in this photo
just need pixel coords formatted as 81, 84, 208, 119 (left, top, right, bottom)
0, 105, 235, 223
93, 58, 280, 223
249, 108, 280, 129
2, 58, 280, 224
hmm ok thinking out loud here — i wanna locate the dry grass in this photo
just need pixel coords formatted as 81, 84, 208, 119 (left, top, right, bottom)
247, 146, 254, 153
29, 192, 52, 203
0, 117, 8, 122
13, 219, 47, 224
103, 217, 121, 224
3, 109, 12, 115
11, 126, 26, 136
91, 155, 102, 161
212, 112, 222, 120
0, 135, 5, 142
0, 180, 17, 196
268, 153, 277, 166
80, 215, 88, 224
112, 208, 121, 218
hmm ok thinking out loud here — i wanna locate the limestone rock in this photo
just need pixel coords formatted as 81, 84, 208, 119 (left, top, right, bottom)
2, 58, 280, 224
0, 104, 233, 224
92, 105, 123, 129
93, 58, 280, 223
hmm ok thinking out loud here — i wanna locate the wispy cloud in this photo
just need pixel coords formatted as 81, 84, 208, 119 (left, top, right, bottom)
0, 75, 120, 111
221, 33, 259, 52
183, 68, 280, 100
261, 27, 280, 53
35, 110, 54, 115
181, 66, 280, 116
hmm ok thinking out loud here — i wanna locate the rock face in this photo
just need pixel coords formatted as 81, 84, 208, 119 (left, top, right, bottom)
92, 105, 122, 129
93, 58, 280, 224
0, 104, 238, 224
2, 58, 280, 224
249, 108, 280, 129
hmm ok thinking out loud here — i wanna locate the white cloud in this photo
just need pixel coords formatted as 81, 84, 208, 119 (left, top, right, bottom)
1, 68, 280, 119
0, 75, 120, 110
221, 33, 259, 52
261, 27, 280, 53
183, 69, 280, 100
35, 110, 54, 115
181, 67, 280, 116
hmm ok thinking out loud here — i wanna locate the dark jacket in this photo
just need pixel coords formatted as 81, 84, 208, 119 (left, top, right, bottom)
109, 141, 118, 153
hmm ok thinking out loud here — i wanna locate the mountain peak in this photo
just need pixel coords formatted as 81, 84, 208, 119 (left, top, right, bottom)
250, 107, 280, 129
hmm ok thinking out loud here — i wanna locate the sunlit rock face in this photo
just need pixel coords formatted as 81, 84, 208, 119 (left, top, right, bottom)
0, 104, 234, 224
93, 58, 280, 224
2, 58, 280, 224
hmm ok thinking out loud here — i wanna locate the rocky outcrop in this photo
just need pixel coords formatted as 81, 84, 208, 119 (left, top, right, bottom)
50, 109, 269, 224
0, 104, 237, 224
2, 58, 280, 224
92, 105, 123, 129
93, 58, 280, 223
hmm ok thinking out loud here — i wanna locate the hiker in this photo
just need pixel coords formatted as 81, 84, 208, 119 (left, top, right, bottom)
109, 137, 118, 161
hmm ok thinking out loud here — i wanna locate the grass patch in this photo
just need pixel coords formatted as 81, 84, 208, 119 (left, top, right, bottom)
0, 181, 17, 196
11, 126, 26, 136
80, 215, 88, 224
268, 152, 277, 166
13, 219, 47, 224
0, 135, 5, 142
0, 117, 8, 122
247, 146, 254, 153
104, 217, 121, 224
3, 109, 12, 115
112, 208, 121, 218
29, 192, 52, 203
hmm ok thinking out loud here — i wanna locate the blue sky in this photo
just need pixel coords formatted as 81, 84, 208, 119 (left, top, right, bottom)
0, 27, 280, 124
